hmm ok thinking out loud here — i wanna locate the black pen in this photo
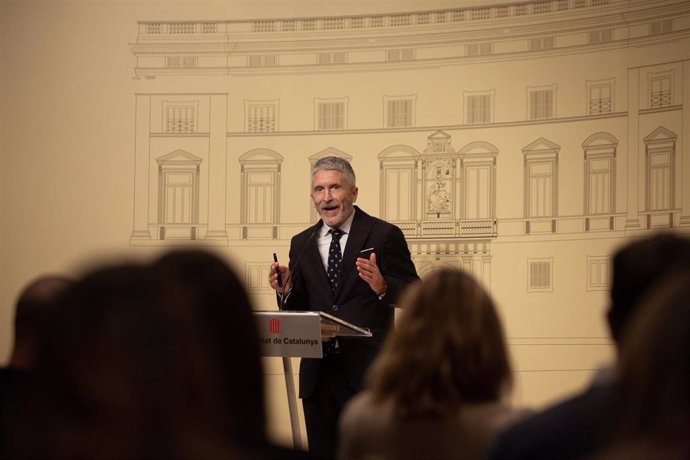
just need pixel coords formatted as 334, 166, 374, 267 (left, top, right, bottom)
272, 253, 283, 287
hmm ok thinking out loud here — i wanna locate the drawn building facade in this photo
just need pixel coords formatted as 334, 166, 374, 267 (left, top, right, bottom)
129, 0, 690, 421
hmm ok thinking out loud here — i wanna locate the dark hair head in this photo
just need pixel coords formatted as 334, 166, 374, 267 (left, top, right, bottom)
366, 267, 512, 417
613, 270, 690, 447
34, 252, 266, 458
37, 263, 171, 457
12, 275, 73, 367
311, 156, 356, 186
609, 232, 690, 344
150, 249, 266, 444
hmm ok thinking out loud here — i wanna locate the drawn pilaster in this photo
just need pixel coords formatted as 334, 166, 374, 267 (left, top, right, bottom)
205, 93, 229, 241
625, 68, 642, 229
680, 60, 690, 227
130, 94, 152, 242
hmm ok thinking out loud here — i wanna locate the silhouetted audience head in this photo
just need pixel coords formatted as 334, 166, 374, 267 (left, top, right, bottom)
151, 249, 267, 447
594, 270, 690, 459
365, 267, 512, 417
10, 274, 73, 369
18, 250, 271, 459
608, 232, 690, 345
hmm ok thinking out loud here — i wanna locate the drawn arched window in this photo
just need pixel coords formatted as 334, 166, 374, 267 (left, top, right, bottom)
156, 150, 201, 240
583, 132, 617, 215
308, 148, 352, 223
644, 127, 677, 211
239, 149, 283, 239
523, 138, 560, 219
378, 146, 420, 222
459, 142, 497, 220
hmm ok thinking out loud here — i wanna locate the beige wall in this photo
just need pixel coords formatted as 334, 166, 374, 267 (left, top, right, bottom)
2, 0, 689, 448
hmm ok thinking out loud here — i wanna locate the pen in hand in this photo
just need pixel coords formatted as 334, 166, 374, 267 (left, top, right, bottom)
273, 253, 283, 288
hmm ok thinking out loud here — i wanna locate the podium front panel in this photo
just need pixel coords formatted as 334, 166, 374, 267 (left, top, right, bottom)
255, 311, 323, 358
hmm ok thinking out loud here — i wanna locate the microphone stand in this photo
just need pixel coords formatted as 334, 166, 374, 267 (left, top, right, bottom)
276, 230, 316, 450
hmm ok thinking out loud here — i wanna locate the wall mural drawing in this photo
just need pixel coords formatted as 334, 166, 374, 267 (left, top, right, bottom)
127, 0, 690, 431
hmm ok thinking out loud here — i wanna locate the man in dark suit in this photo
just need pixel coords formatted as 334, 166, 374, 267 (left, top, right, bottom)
270, 156, 418, 458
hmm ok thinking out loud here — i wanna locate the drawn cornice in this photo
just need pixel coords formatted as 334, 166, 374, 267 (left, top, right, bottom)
134, 0, 645, 35
132, 14, 690, 58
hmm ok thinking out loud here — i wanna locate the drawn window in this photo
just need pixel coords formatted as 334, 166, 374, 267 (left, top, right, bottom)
315, 98, 347, 130
163, 172, 195, 224
527, 86, 556, 120
649, 72, 672, 108
528, 258, 553, 292
384, 166, 415, 221
239, 150, 283, 232
586, 156, 614, 214
465, 91, 494, 124
163, 100, 198, 134
248, 54, 278, 67
317, 52, 347, 64
156, 150, 201, 240
647, 148, 673, 211
583, 133, 617, 216
386, 49, 415, 61
460, 143, 497, 222
644, 127, 677, 213
589, 29, 613, 44
464, 161, 494, 219
246, 171, 276, 224
587, 256, 609, 291
165, 56, 197, 68
384, 96, 415, 128
527, 160, 555, 218
523, 139, 560, 220
466, 43, 493, 56
529, 37, 554, 50
587, 79, 614, 114
650, 20, 672, 35
245, 100, 278, 133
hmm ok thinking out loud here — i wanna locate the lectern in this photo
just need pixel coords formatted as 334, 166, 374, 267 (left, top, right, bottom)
254, 310, 372, 449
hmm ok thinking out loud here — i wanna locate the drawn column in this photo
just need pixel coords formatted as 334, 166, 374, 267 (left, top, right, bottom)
130, 94, 152, 242
625, 68, 642, 230
680, 60, 690, 227
205, 93, 229, 242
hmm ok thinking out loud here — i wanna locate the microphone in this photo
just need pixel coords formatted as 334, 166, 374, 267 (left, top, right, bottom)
278, 229, 317, 311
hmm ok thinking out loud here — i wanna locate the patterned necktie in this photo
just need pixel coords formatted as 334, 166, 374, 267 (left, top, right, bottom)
327, 229, 344, 292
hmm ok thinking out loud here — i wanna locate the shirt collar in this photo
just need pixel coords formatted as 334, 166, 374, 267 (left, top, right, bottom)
320, 209, 355, 237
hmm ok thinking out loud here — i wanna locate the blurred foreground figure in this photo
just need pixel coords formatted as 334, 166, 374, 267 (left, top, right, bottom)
337, 267, 529, 460
8, 275, 74, 369
6, 251, 313, 459
0, 275, 73, 455
488, 232, 690, 460
590, 271, 690, 460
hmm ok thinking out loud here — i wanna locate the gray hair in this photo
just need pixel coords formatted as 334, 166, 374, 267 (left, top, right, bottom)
311, 156, 356, 186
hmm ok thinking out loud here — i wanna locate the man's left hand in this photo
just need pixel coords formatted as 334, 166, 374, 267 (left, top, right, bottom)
355, 253, 387, 296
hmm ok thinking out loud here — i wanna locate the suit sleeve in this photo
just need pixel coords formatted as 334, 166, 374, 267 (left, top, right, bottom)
379, 224, 419, 307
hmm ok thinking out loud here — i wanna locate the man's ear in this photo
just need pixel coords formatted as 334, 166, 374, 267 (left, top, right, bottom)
352, 186, 359, 202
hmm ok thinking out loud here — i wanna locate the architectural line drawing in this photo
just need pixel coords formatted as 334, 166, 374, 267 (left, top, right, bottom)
130, 0, 690, 308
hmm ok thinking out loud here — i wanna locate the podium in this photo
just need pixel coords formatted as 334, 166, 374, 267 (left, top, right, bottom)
254, 310, 372, 449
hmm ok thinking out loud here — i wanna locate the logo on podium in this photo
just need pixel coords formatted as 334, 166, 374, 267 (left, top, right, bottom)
269, 318, 280, 334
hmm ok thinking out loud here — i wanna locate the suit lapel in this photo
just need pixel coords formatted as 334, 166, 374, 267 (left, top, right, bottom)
301, 222, 331, 294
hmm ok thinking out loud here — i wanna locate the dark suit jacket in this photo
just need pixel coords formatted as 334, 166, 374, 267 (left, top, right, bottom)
283, 206, 419, 399
486, 383, 616, 460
